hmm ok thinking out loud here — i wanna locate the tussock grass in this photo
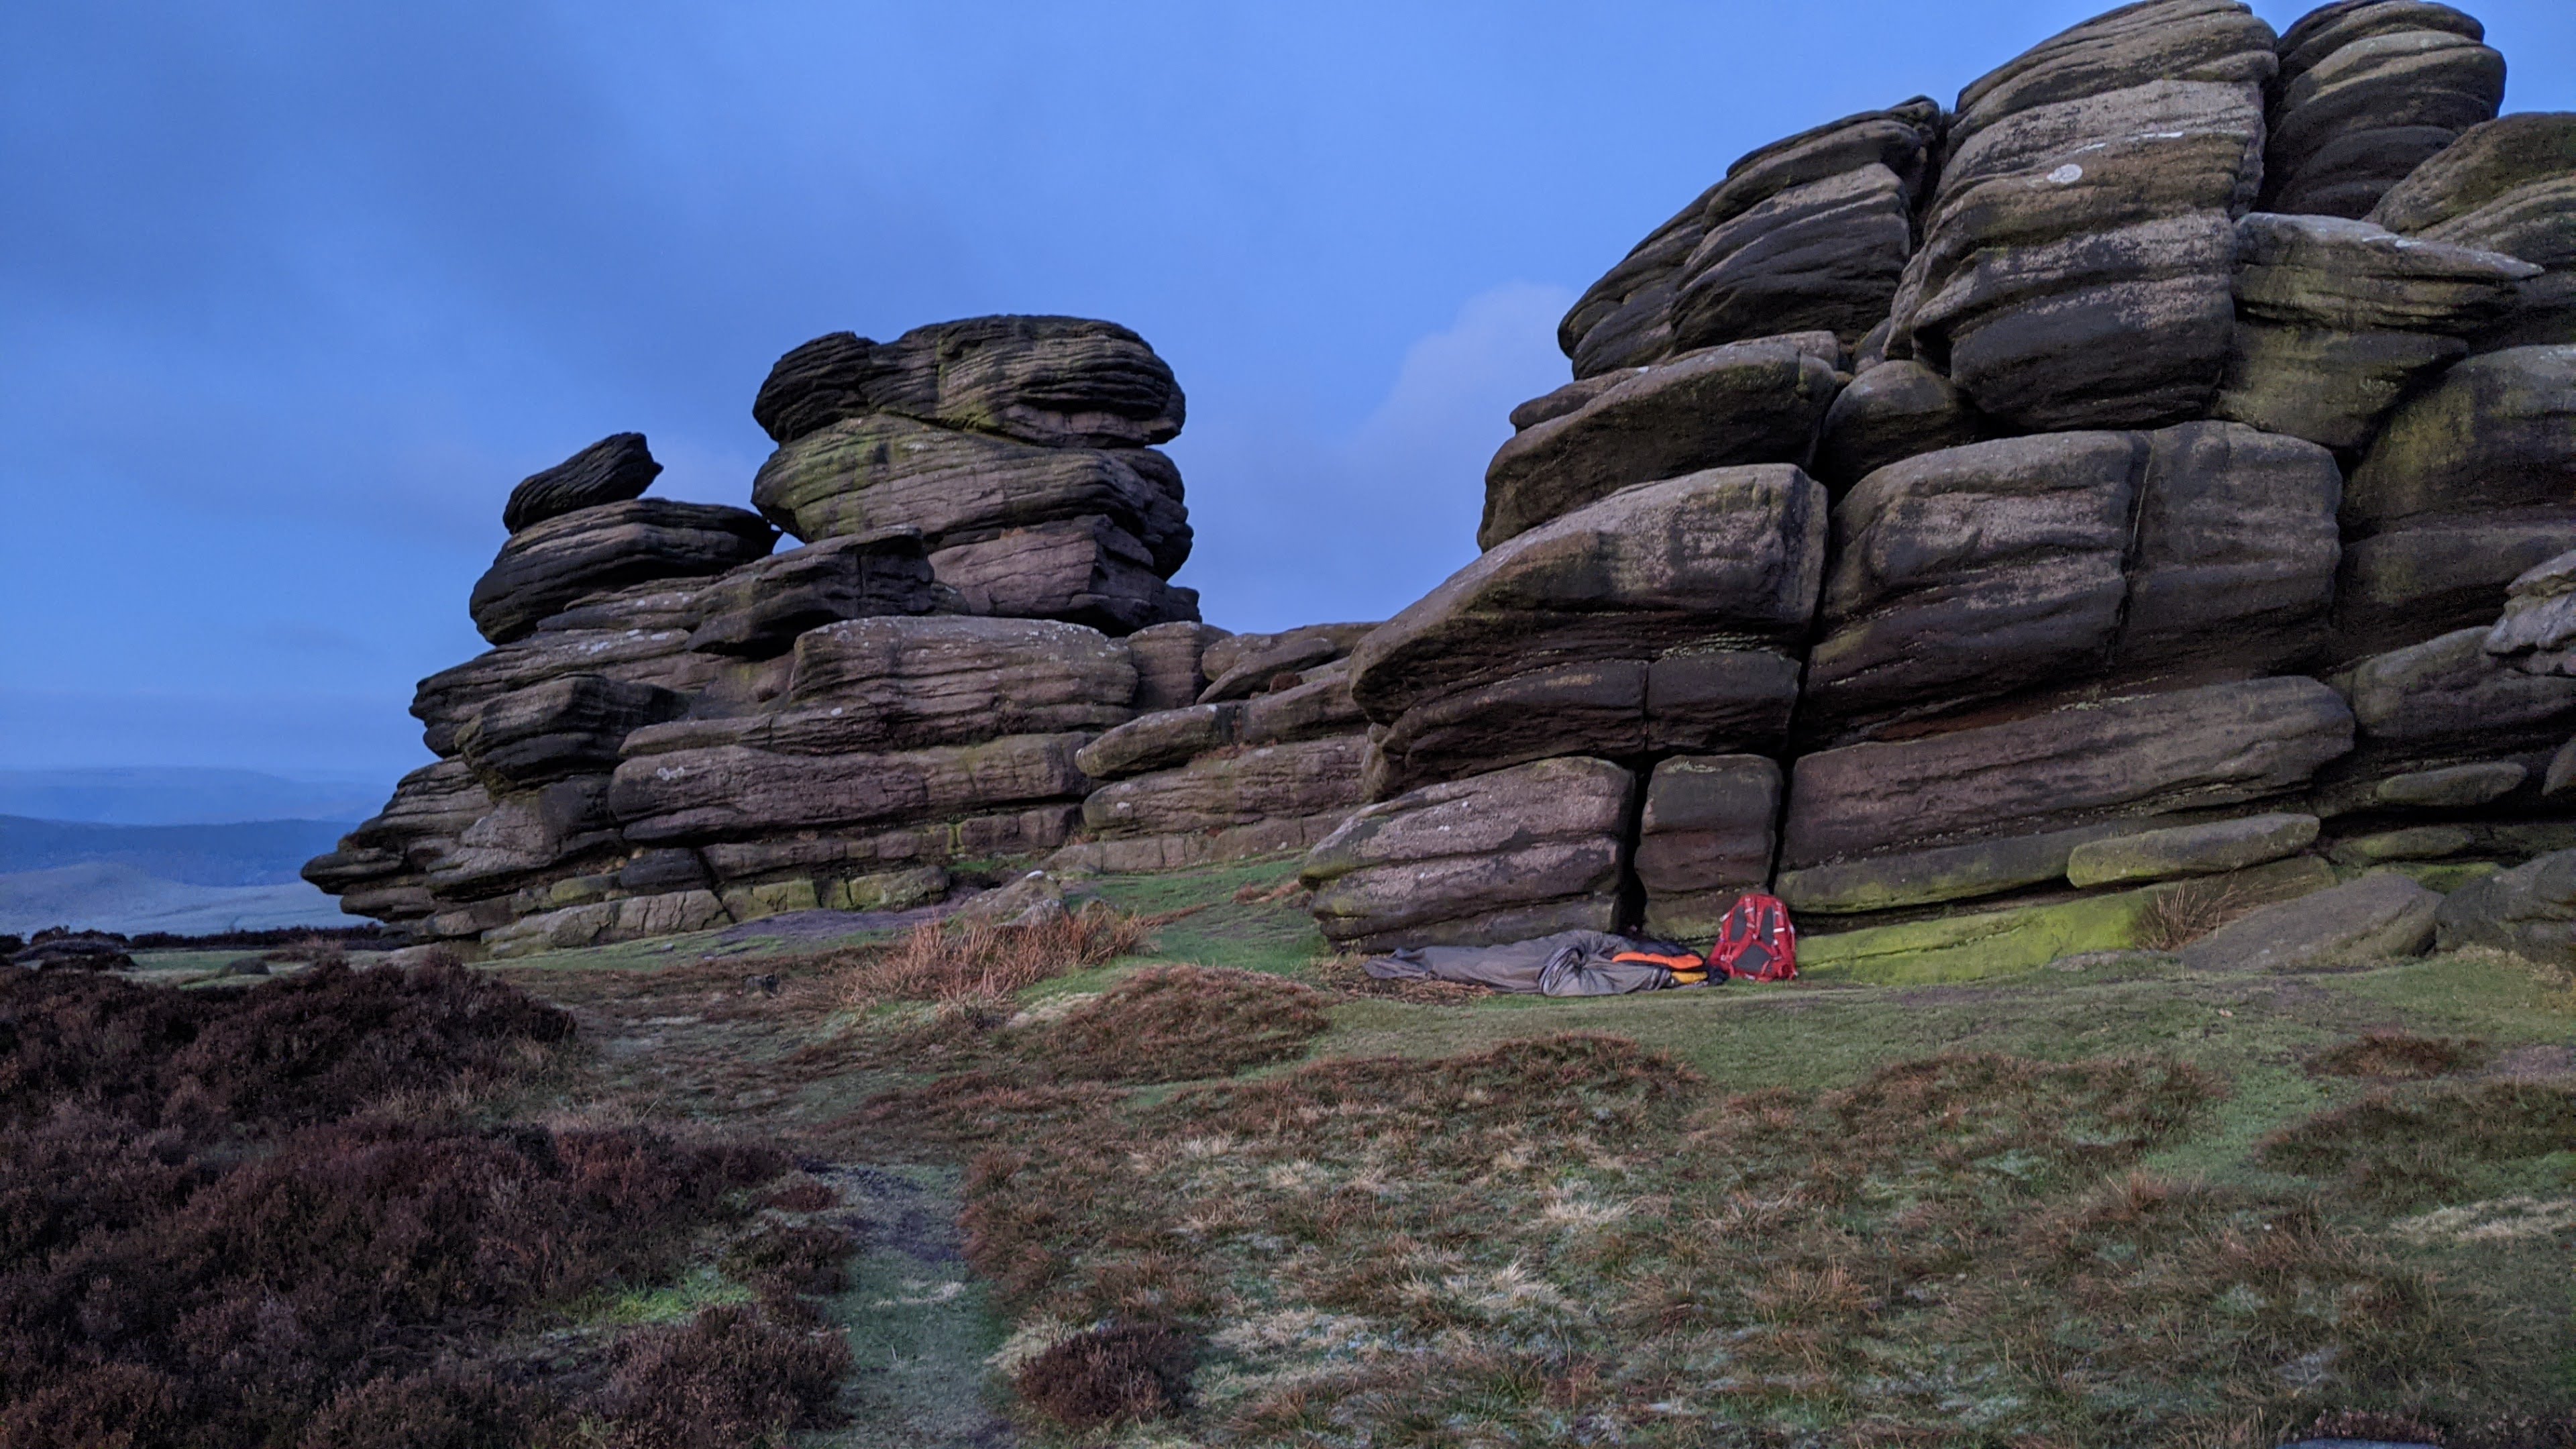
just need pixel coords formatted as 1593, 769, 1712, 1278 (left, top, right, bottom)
2257, 1078, 2576, 1209
839, 902, 1157, 1007
2135, 877, 2253, 951
928, 1035, 2566, 1442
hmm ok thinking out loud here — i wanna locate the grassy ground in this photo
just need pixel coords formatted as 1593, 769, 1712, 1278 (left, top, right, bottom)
266, 857, 2576, 1447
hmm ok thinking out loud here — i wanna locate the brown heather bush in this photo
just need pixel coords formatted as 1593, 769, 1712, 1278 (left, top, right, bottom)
0, 963, 851, 1448
1024, 965, 1330, 1083
594, 1303, 850, 1449
1014, 1322, 1200, 1428
841, 901, 1153, 1006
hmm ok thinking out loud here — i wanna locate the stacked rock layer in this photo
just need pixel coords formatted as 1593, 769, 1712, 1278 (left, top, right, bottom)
307, 321, 1377, 955
1306, 0, 2576, 964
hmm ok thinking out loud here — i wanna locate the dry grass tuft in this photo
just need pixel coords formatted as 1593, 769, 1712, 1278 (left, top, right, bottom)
2306, 1032, 2491, 1080
1232, 875, 1308, 906
2135, 878, 2253, 951
1026, 966, 1330, 1084
1013, 1322, 1200, 1428
839, 902, 1155, 1006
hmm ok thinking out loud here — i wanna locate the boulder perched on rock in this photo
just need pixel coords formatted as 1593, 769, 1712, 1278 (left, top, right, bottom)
1811, 360, 1993, 492
2262, 0, 2502, 219
747, 317, 1198, 632
468, 500, 778, 645
1481, 333, 1841, 548
501, 433, 665, 533
752, 316, 1184, 449
1302, 757, 1635, 951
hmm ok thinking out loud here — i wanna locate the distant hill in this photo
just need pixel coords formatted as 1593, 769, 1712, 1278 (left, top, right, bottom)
0, 768, 389, 826
0, 815, 358, 887
0, 862, 353, 937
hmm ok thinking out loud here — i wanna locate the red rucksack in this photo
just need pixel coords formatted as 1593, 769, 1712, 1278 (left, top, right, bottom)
1710, 894, 1796, 981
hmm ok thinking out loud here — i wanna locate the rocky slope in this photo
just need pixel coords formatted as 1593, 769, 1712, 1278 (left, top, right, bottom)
1304, 0, 2576, 962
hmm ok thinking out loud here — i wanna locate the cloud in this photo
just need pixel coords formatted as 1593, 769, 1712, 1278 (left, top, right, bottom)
1170, 280, 1574, 633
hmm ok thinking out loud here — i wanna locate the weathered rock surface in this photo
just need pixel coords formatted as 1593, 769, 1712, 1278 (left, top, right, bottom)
454, 675, 690, 790
1126, 621, 1231, 710
2178, 869, 2441, 969
2263, 1, 2502, 219
502, 433, 665, 533
1358, 466, 1827, 792
2339, 346, 2576, 653
1201, 623, 1379, 703
1081, 736, 1368, 839
1782, 678, 2355, 869
1811, 360, 1992, 492
2335, 625, 2576, 773
1302, 757, 1635, 951
752, 316, 1185, 449
1894, 3, 2277, 431
467, 500, 778, 645
1805, 423, 2341, 737
2370, 113, 2576, 348
1481, 333, 1841, 548
926, 516, 1199, 633
2435, 846, 2576, 961
609, 733, 1094, 845
2215, 212, 2536, 448
1636, 755, 1782, 938
2485, 547, 2576, 670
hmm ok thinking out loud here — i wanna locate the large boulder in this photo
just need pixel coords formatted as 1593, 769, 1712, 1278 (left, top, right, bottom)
2337, 345, 2576, 654
1301, 757, 1635, 951
501, 433, 663, 533
1557, 102, 1940, 376
1781, 676, 2357, 871
2214, 212, 2536, 449
2370, 113, 2576, 349
466, 500, 777, 645
1480, 333, 1841, 548
1355, 466, 1827, 793
2334, 625, 2576, 775
751, 316, 1185, 449
2261, 1, 2502, 219
1805, 423, 2341, 737
2436, 847, 2576, 963
1894, 2, 2277, 429
2178, 870, 2441, 970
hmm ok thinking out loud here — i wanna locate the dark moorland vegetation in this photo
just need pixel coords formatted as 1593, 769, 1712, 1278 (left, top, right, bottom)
0, 959, 851, 1449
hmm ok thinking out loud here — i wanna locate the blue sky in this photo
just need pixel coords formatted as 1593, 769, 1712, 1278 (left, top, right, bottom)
4, 1, 2571, 792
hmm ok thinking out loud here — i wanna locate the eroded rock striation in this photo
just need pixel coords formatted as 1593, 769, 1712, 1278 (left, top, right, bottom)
1309, 0, 2576, 960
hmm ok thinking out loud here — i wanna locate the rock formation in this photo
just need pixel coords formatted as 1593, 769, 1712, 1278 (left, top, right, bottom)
1307, 0, 2576, 967
306, 325, 1375, 955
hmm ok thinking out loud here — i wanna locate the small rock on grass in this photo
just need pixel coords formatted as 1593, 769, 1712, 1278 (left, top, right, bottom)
2179, 872, 2441, 973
